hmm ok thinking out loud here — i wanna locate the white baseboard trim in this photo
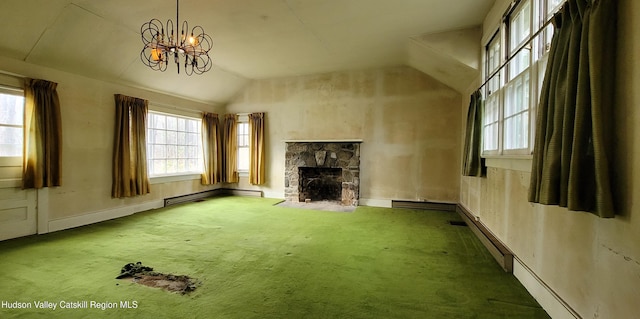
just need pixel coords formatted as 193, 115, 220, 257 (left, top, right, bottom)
513, 256, 581, 319
358, 198, 392, 208
47, 199, 164, 233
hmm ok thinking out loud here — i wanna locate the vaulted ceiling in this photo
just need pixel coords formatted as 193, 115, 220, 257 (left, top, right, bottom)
0, 0, 494, 104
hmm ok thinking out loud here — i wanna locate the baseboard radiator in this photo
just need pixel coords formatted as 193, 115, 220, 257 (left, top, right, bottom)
391, 200, 457, 211
456, 205, 514, 272
164, 188, 263, 207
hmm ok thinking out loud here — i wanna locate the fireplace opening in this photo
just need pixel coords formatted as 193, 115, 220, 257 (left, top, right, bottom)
298, 167, 342, 202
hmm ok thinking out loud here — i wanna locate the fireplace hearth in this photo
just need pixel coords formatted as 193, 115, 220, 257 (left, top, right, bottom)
285, 141, 361, 206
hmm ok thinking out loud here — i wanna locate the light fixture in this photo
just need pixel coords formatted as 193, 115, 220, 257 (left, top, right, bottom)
140, 0, 213, 75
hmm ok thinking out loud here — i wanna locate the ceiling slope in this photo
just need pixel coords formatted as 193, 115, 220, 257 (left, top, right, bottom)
407, 27, 482, 93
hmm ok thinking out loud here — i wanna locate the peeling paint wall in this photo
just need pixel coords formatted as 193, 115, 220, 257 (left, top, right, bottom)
225, 66, 462, 203
461, 0, 640, 318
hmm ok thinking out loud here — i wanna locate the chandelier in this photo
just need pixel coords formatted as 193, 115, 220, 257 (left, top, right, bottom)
140, 0, 213, 75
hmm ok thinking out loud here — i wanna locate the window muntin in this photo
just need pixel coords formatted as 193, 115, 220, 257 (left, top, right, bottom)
237, 121, 249, 172
147, 111, 202, 176
0, 91, 24, 157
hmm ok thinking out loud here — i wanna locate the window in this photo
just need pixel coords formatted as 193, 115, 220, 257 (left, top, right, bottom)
147, 111, 203, 176
481, 0, 564, 156
237, 120, 249, 172
483, 33, 501, 153
0, 89, 24, 157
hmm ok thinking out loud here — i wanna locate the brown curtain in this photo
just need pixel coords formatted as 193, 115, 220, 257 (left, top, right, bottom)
23, 79, 62, 189
112, 94, 150, 198
529, 0, 616, 218
222, 114, 238, 183
201, 112, 221, 185
249, 112, 266, 185
462, 90, 485, 177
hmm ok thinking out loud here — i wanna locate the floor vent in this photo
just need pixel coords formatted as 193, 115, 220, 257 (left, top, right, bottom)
392, 200, 457, 211
449, 220, 468, 226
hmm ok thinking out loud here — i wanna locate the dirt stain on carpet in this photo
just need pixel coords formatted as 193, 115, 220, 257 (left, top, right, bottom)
116, 262, 199, 295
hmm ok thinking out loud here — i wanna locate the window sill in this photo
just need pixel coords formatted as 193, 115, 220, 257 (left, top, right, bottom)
150, 173, 201, 184
238, 170, 249, 178
484, 156, 532, 173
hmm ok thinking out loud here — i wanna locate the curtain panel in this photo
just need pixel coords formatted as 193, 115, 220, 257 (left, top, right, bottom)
23, 79, 62, 189
248, 112, 266, 185
112, 94, 150, 198
201, 112, 221, 185
222, 114, 239, 183
462, 90, 486, 177
529, 0, 616, 218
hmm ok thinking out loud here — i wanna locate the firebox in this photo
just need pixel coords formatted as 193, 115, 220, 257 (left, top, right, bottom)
298, 167, 343, 202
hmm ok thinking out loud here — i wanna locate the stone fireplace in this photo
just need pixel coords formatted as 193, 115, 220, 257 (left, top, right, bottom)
285, 141, 361, 206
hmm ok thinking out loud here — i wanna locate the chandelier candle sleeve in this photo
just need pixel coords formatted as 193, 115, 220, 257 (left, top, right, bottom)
140, 0, 213, 75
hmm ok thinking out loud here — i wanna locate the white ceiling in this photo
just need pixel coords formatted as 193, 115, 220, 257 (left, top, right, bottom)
0, 0, 494, 104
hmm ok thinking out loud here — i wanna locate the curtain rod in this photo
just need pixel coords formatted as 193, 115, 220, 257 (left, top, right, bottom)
476, 16, 555, 93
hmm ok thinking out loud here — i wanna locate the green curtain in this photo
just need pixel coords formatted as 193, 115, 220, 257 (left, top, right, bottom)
112, 94, 150, 198
23, 79, 62, 189
222, 114, 239, 183
462, 90, 485, 177
248, 112, 266, 185
529, 0, 616, 218
201, 112, 221, 185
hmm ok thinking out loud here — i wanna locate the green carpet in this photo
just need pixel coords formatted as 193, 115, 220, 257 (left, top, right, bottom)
0, 196, 549, 318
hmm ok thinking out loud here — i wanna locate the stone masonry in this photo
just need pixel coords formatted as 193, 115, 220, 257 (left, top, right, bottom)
284, 142, 361, 206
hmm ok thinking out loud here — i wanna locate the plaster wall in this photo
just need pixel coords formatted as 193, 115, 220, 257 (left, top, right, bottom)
461, 0, 640, 318
0, 56, 223, 222
225, 66, 462, 203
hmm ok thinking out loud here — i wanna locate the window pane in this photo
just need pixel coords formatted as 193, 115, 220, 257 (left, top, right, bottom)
504, 112, 529, 150
154, 114, 166, 129
153, 159, 166, 175
166, 130, 177, 145
509, 50, 530, 79
167, 145, 177, 158
177, 118, 186, 131
505, 72, 530, 117
0, 93, 24, 157
166, 159, 177, 174
238, 147, 249, 171
0, 94, 24, 126
547, 0, 564, 15
483, 124, 498, 151
186, 120, 198, 133
153, 129, 166, 144
510, 0, 531, 51
0, 127, 22, 156
166, 116, 177, 130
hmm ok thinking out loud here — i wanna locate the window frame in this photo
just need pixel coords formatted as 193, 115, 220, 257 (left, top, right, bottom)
146, 108, 204, 180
